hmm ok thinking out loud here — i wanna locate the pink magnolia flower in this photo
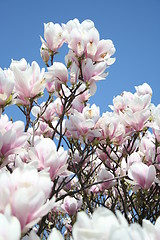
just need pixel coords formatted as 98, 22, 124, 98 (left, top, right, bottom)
45, 81, 56, 93
48, 228, 64, 240
150, 104, 160, 142
83, 104, 100, 122
119, 152, 142, 180
0, 114, 29, 165
110, 86, 151, 131
72, 207, 154, 240
127, 152, 142, 168
10, 58, 28, 71
64, 19, 95, 57
155, 147, 160, 170
63, 19, 94, 38
0, 163, 55, 232
97, 168, 116, 191
41, 22, 65, 52
31, 98, 63, 123
65, 105, 101, 142
85, 27, 100, 57
45, 62, 68, 91
110, 91, 134, 113
72, 207, 118, 240
31, 102, 57, 122
82, 58, 107, 95
69, 61, 80, 85
96, 147, 116, 169
119, 108, 150, 132
28, 120, 54, 138
67, 28, 85, 57
0, 68, 14, 108
135, 82, 152, 96
139, 133, 155, 165
72, 88, 90, 113
143, 216, 160, 240
96, 111, 126, 145
110, 85, 152, 132
28, 137, 68, 180
91, 39, 116, 65
61, 196, 82, 216
128, 162, 156, 189
65, 49, 79, 70
0, 208, 21, 240
40, 43, 50, 64
62, 18, 81, 34
111, 86, 151, 114
64, 18, 115, 66
11, 59, 45, 105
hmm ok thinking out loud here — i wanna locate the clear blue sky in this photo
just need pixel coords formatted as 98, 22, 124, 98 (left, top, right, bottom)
1, 0, 160, 120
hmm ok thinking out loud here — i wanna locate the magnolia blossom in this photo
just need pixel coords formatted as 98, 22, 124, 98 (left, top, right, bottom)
40, 43, 50, 64
31, 102, 56, 122
143, 217, 160, 240
65, 104, 101, 142
41, 22, 65, 52
82, 58, 107, 95
96, 111, 126, 145
11, 59, 45, 105
96, 168, 116, 191
111, 87, 151, 114
24, 207, 160, 240
69, 61, 80, 85
44, 228, 64, 240
28, 120, 54, 138
135, 82, 152, 96
0, 208, 21, 240
139, 133, 155, 165
155, 147, 160, 170
72, 207, 119, 240
62, 18, 81, 35
119, 108, 150, 132
31, 98, 63, 123
127, 152, 142, 168
91, 39, 116, 65
0, 114, 28, 166
61, 196, 82, 215
71, 83, 90, 113
96, 147, 118, 169
128, 162, 156, 189
64, 19, 95, 57
10, 58, 28, 71
150, 104, 160, 142
0, 68, 14, 108
45, 62, 68, 86
72, 207, 156, 240
63, 19, 115, 65
63, 19, 115, 90
67, 27, 85, 57
28, 137, 68, 180
110, 85, 151, 132
0, 163, 55, 232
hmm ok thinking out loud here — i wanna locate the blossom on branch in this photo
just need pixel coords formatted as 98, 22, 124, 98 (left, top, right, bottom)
0, 114, 29, 166
0, 162, 55, 232
0, 68, 14, 111
11, 59, 45, 105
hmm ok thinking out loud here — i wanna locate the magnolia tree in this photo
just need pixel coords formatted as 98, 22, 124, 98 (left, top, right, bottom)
0, 19, 160, 240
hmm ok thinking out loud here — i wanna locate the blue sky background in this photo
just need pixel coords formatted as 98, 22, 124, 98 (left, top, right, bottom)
0, 0, 160, 121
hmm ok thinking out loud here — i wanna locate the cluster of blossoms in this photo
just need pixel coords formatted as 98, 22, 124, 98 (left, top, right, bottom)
0, 19, 160, 239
